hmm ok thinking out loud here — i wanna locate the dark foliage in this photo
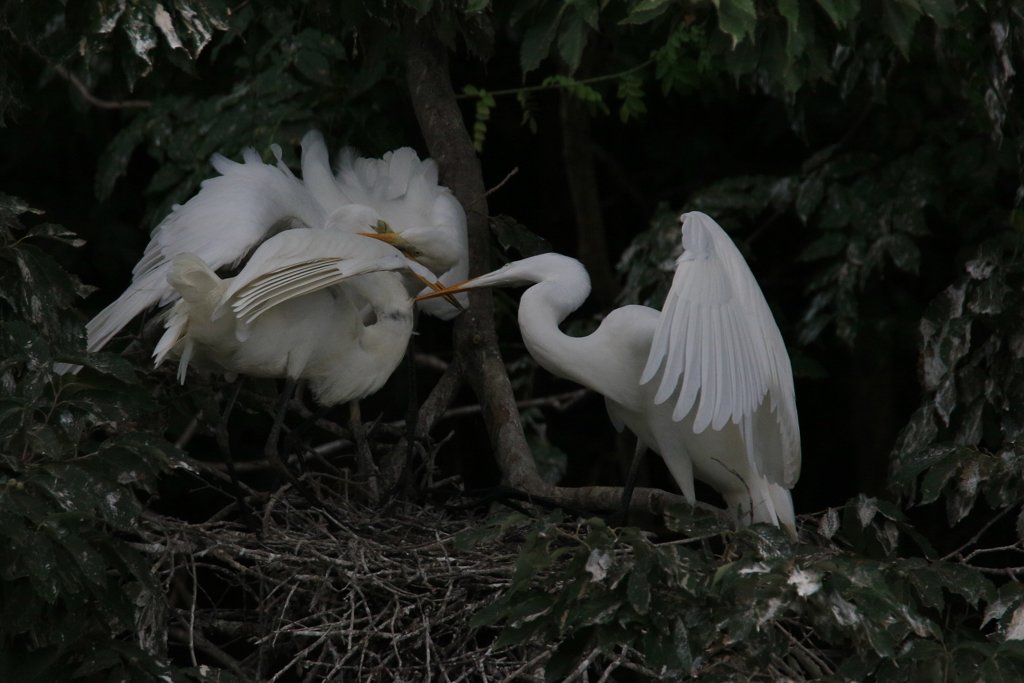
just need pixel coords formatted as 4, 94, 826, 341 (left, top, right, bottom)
1, 0, 1023, 680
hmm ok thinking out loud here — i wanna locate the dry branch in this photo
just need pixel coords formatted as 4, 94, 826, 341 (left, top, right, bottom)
403, 17, 543, 493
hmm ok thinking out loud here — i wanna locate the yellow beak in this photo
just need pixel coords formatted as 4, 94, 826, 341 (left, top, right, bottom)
415, 278, 475, 302
409, 272, 465, 311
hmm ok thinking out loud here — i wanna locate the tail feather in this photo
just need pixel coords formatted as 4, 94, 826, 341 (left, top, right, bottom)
168, 253, 223, 305
85, 269, 167, 352
153, 254, 225, 383
723, 477, 797, 539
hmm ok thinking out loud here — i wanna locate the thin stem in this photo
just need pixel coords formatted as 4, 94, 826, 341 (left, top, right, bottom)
456, 60, 653, 100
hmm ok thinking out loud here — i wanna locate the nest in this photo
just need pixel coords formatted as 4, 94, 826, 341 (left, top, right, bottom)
135, 486, 551, 682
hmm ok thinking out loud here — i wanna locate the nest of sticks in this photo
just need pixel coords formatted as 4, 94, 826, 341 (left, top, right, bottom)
134, 484, 553, 682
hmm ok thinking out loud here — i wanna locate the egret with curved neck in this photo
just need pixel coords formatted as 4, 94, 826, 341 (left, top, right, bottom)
424, 212, 801, 535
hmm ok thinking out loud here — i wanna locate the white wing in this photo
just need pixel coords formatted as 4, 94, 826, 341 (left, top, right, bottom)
333, 145, 469, 318
86, 146, 326, 351
218, 229, 426, 324
640, 212, 800, 487
301, 130, 350, 210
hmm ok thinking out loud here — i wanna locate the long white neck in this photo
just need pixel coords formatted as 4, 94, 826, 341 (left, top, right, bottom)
515, 261, 593, 387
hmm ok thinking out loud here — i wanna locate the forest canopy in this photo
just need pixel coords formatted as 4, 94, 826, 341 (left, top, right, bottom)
1, 0, 1024, 680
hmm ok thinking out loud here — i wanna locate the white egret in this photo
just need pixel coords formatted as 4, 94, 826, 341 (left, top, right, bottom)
153, 219, 442, 405
421, 212, 801, 534
85, 133, 467, 354
299, 131, 469, 317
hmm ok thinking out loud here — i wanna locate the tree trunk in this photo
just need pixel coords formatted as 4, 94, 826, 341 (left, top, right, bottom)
559, 89, 618, 308
403, 18, 543, 491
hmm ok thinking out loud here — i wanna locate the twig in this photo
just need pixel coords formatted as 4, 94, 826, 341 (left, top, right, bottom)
484, 167, 519, 197
595, 649, 626, 683
54, 65, 152, 110
440, 389, 589, 420
941, 505, 1015, 561
455, 60, 653, 100
498, 647, 554, 683
415, 352, 451, 372
168, 626, 248, 678
563, 647, 603, 683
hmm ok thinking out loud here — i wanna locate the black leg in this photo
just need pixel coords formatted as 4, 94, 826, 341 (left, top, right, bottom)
265, 377, 320, 505
401, 309, 420, 496
620, 438, 647, 515
349, 401, 380, 504
213, 378, 260, 531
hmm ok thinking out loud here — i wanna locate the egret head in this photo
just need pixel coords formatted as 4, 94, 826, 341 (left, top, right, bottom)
416, 253, 587, 302
359, 225, 460, 277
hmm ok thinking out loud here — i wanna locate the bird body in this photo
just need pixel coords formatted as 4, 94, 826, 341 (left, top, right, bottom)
85, 132, 467, 356
424, 212, 800, 533
300, 131, 468, 316
154, 227, 420, 405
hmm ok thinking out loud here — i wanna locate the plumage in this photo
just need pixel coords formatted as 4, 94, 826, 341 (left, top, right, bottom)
84, 132, 468, 356
299, 131, 469, 317
154, 227, 421, 406
421, 211, 801, 534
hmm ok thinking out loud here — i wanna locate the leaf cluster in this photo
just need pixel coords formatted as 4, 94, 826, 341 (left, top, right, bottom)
0, 196, 189, 681
462, 499, 1024, 681
892, 229, 1024, 531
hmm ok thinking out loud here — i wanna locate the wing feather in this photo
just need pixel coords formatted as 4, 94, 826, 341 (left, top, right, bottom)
221, 229, 414, 324
87, 147, 326, 352
642, 212, 801, 485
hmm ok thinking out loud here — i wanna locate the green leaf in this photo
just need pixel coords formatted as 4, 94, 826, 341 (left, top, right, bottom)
626, 556, 652, 614
799, 233, 847, 262
123, 5, 158, 65
572, 0, 600, 29
796, 176, 825, 223
917, 0, 955, 27
59, 352, 138, 384
882, 2, 921, 58
490, 215, 552, 257
403, 0, 434, 19
620, 0, 673, 26
469, 597, 511, 628
778, 0, 805, 59
520, 4, 565, 74
96, 116, 147, 200
712, 0, 757, 47
814, 0, 859, 28
557, 15, 588, 73
918, 451, 959, 505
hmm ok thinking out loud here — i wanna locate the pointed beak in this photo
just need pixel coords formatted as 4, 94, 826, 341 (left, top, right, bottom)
359, 230, 408, 248
409, 270, 465, 311
415, 275, 490, 302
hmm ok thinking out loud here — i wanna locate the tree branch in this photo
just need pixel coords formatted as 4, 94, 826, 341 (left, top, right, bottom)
55, 65, 152, 110
403, 16, 543, 492
560, 69, 618, 308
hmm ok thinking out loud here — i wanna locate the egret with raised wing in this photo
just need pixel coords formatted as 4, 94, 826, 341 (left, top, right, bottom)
420, 212, 801, 534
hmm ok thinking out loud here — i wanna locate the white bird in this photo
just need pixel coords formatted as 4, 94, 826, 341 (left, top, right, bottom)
420, 212, 801, 534
84, 133, 467, 355
152, 218, 440, 405
299, 131, 469, 318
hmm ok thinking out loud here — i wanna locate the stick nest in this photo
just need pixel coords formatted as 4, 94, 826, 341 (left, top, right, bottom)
137, 487, 544, 682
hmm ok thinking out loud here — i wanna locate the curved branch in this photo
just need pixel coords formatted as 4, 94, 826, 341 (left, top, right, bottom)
403, 17, 543, 491
55, 66, 152, 110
